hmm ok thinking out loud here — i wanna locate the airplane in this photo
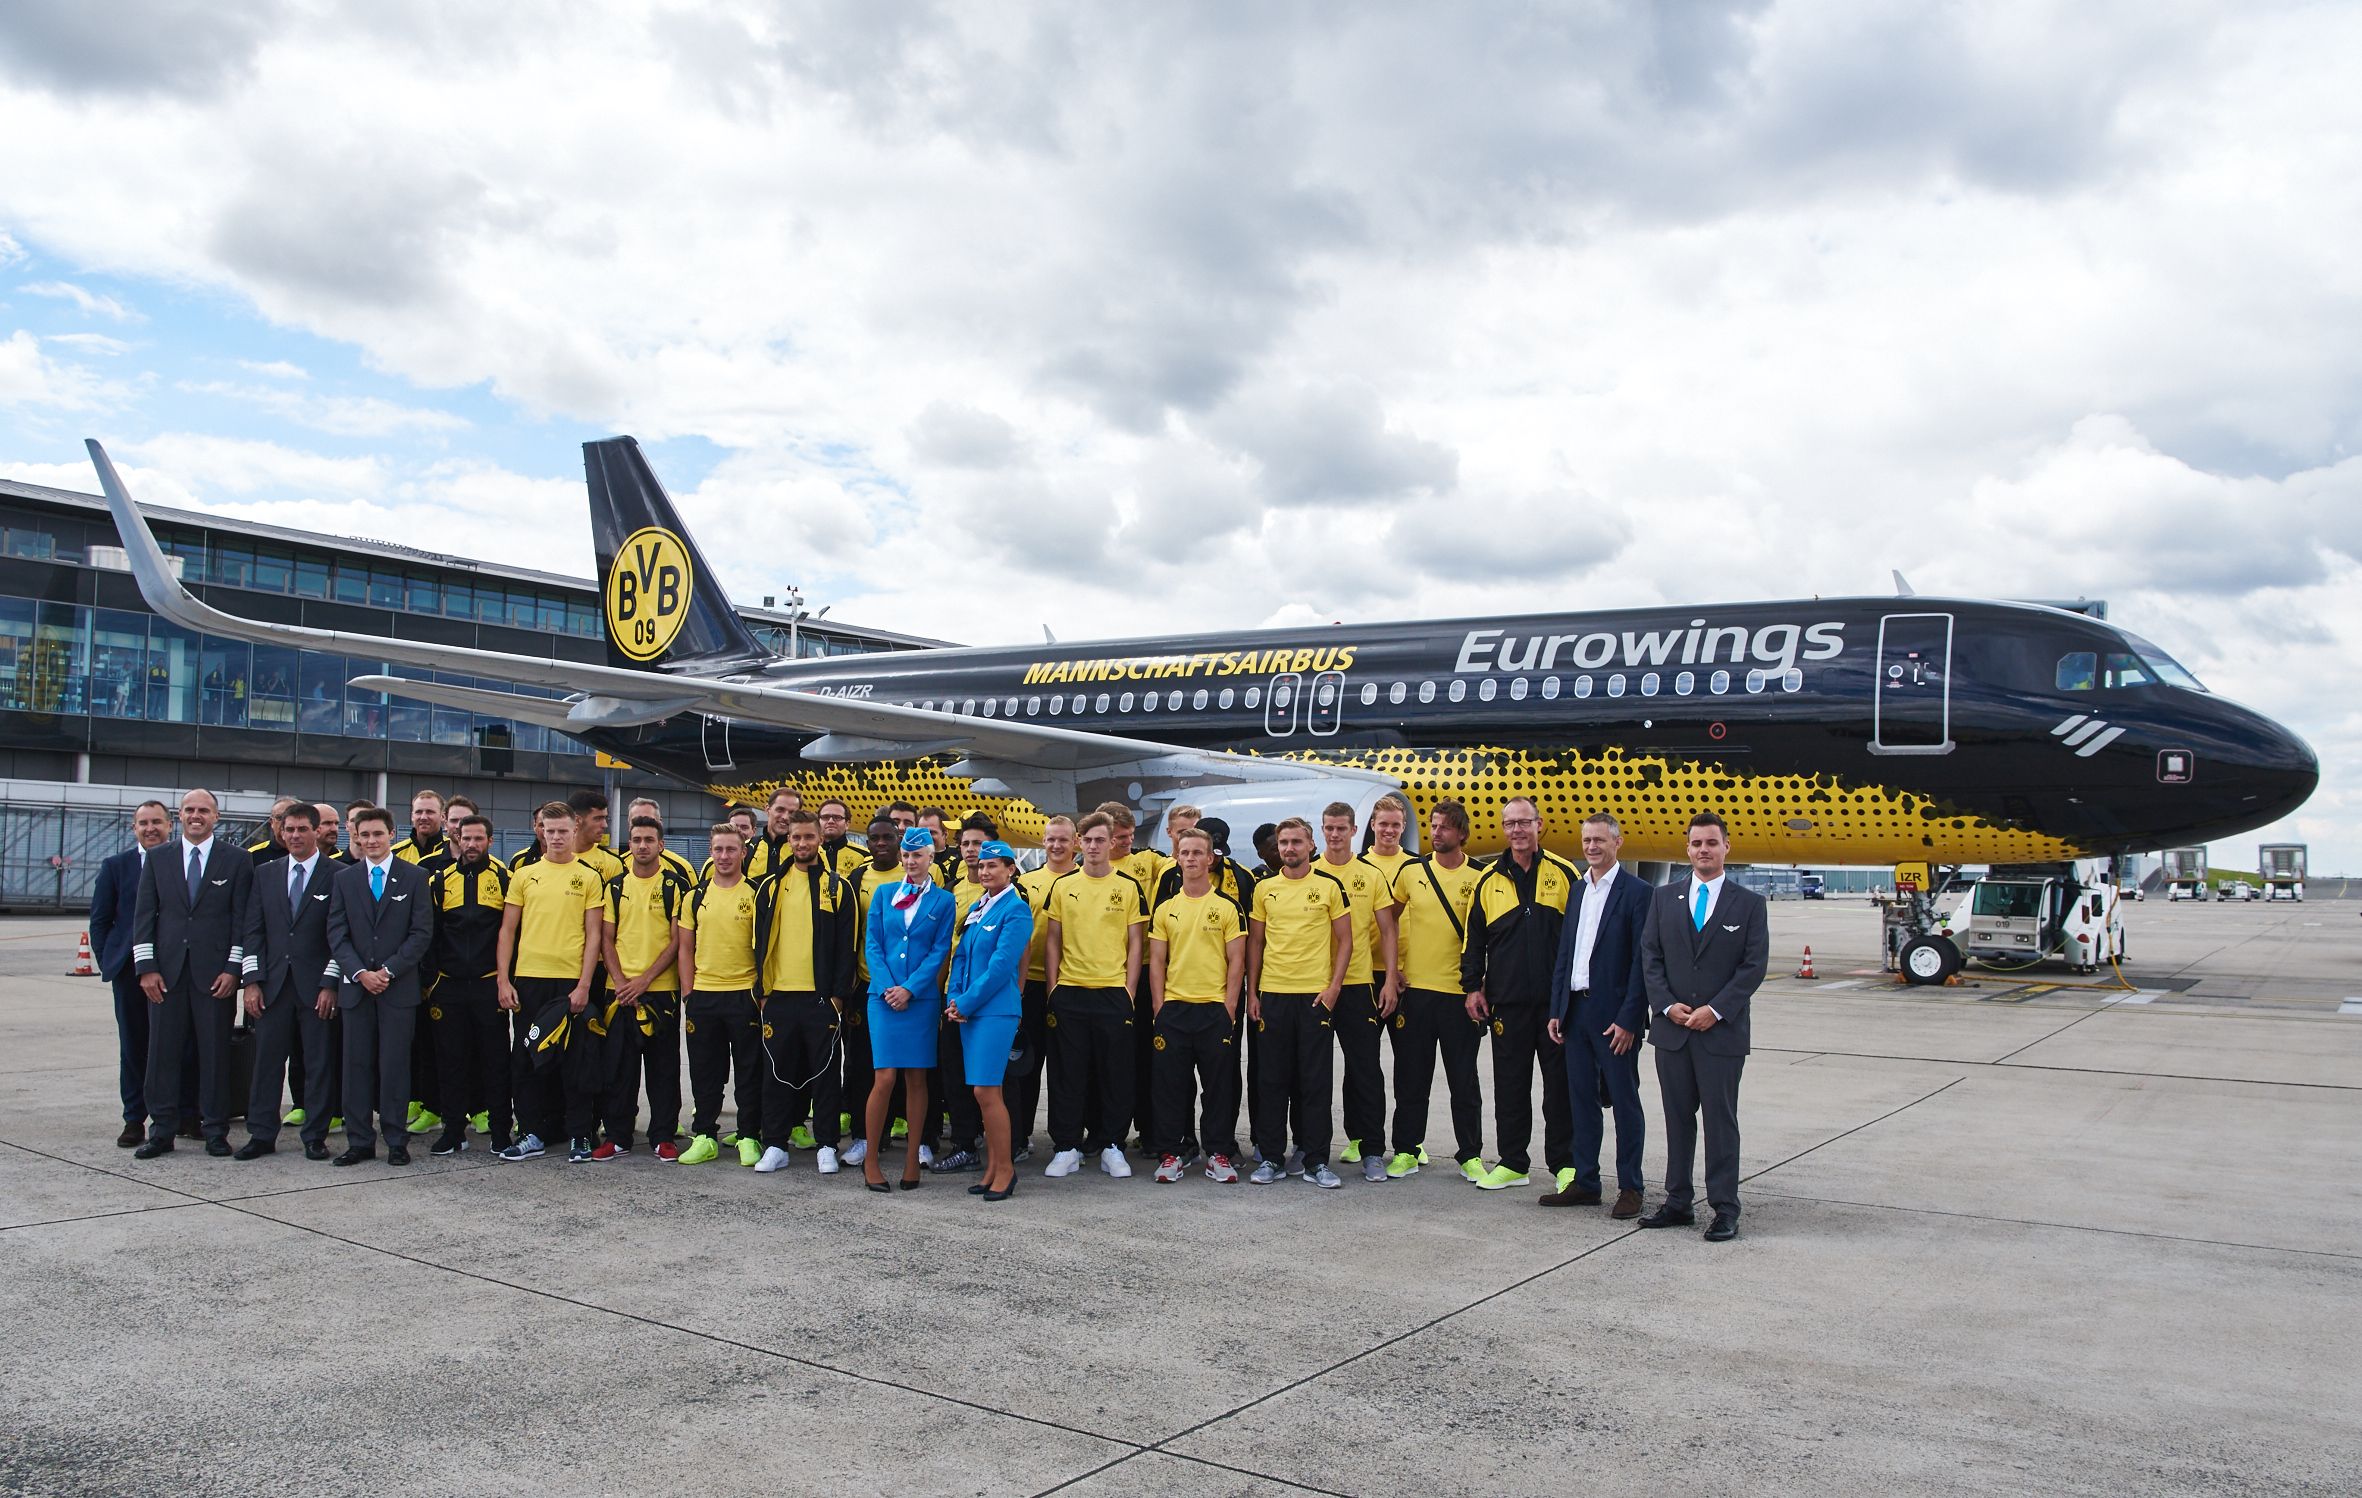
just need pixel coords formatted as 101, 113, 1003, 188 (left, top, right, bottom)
85, 437, 2318, 874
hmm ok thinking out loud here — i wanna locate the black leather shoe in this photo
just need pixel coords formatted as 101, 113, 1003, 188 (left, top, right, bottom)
1539, 1184, 1603, 1208
1704, 1211, 1739, 1242
232, 1138, 275, 1161
303, 1141, 332, 1161
132, 1137, 173, 1160
1637, 1205, 1695, 1229
116, 1122, 144, 1148
331, 1147, 375, 1167
176, 1121, 203, 1141
204, 1136, 233, 1157
386, 1146, 411, 1167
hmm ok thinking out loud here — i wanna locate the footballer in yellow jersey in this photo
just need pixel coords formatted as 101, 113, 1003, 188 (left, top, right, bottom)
1146, 829, 1247, 1178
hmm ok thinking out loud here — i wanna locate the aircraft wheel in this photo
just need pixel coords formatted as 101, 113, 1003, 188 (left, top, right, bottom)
1900, 936, 1956, 986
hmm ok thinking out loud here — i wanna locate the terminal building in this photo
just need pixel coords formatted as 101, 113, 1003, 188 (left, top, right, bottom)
0, 473, 932, 909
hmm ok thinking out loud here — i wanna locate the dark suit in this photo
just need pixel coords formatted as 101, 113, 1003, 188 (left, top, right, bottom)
242, 855, 339, 1147
90, 845, 158, 1126
1548, 866, 1652, 1195
132, 838, 256, 1143
326, 858, 434, 1151
1638, 875, 1768, 1217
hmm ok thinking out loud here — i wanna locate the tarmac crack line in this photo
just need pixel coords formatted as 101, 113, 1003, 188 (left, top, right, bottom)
1766, 1046, 2362, 1092
168, 1187, 1346, 1498
1741, 1186, 2362, 1263
1741, 1076, 1964, 1184
0, 1134, 507, 1234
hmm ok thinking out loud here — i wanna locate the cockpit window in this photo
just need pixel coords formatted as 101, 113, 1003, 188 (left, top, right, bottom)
2055, 652, 2096, 691
2103, 653, 2153, 689
2118, 631, 2207, 692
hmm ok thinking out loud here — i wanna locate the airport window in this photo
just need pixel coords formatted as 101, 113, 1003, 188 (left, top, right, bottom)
1418, 680, 1436, 703
1710, 669, 1729, 694
1782, 669, 1803, 692
1165, 690, 1181, 710
250, 645, 296, 730
0, 597, 33, 710
1447, 679, 1466, 703
1095, 693, 1111, 713
1243, 686, 1261, 708
1509, 677, 1528, 700
1674, 671, 1694, 696
2, 526, 55, 560
1745, 670, 1765, 694
1027, 696, 1041, 715
1388, 681, 1407, 705
1219, 687, 1235, 709
1119, 691, 1135, 711
1477, 678, 1496, 702
292, 556, 329, 599
406, 573, 441, 614
198, 636, 250, 727
332, 562, 368, 606
2055, 652, 2097, 691
1360, 682, 1377, 706
370, 569, 404, 610
1574, 675, 1592, 699
1607, 674, 1626, 698
1640, 673, 1659, 697
1541, 676, 1560, 700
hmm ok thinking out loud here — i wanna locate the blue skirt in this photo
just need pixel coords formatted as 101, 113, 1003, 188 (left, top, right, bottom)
961, 1013, 1020, 1087
868, 994, 941, 1069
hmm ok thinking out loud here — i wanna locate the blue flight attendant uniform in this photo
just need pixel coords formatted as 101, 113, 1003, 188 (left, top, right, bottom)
865, 876, 956, 1069
947, 883, 1032, 1087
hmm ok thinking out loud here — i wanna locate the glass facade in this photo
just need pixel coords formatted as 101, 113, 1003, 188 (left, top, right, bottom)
0, 594, 593, 756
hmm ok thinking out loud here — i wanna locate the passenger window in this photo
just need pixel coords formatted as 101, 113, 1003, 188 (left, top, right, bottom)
1709, 670, 1729, 694
1388, 681, 1406, 705
1541, 677, 1560, 700
1119, 692, 1134, 711
1477, 678, 1496, 702
1358, 683, 1376, 706
1447, 679, 1467, 702
1418, 681, 1436, 703
1509, 677, 1528, 700
1244, 686, 1261, 709
2056, 652, 2097, 691
1220, 688, 1236, 709
1095, 693, 1111, 713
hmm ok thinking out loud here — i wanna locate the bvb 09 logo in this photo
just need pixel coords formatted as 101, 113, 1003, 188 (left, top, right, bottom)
606, 526, 695, 661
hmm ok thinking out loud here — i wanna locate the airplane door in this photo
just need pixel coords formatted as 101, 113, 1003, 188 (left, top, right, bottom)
702, 713, 735, 770
1265, 673, 1300, 736
1873, 613, 1953, 754
1308, 670, 1344, 736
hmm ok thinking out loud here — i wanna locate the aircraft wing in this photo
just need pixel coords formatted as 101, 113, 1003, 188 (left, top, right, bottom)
89, 440, 1395, 800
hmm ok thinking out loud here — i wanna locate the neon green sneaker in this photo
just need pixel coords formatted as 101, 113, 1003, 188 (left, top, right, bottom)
1340, 1140, 1363, 1164
1459, 1158, 1486, 1184
719, 1131, 742, 1146
327, 1116, 344, 1132
405, 1101, 424, 1127
283, 1107, 307, 1127
790, 1125, 817, 1150
1474, 1164, 1531, 1191
469, 1111, 490, 1135
677, 1134, 720, 1165
890, 1116, 908, 1140
839, 1112, 853, 1135
1555, 1167, 1578, 1194
1418, 1145, 1431, 1164
736, 1137, 761, 1167
1385, 1151, 1421, 1179
412, 1109, 444, 1136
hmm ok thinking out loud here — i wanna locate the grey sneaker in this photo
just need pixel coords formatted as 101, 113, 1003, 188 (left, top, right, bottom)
1307, 1163, 1343, 1189
1205, 1154, 1239, 1183
1362, 1155, 1387, 1183
1250, 1160, 1281, 1184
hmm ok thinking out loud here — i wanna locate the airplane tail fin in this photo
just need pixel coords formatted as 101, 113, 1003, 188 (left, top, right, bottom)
584, 437, 769, 672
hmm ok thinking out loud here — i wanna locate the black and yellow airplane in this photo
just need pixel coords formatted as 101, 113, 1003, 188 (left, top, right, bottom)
86, 438, 2317, 865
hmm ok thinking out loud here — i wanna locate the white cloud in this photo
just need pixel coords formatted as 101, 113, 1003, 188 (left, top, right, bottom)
0, 229, 23, 268
19, 279, 138, 321
178, 378, 468, 437
236, 358, 307, 380
0, 328, 124, 411
47, 331, 129, 355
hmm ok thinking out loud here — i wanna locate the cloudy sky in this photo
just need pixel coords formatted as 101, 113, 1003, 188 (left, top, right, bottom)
1, 1, 2354, 867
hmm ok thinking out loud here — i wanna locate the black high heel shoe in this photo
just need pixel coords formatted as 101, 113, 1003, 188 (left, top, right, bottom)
982, 1178, 1017, 1202
898, 1174, 922, 1191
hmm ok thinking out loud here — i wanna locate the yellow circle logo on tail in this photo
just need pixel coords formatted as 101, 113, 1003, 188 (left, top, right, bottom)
605, 526, 695, 662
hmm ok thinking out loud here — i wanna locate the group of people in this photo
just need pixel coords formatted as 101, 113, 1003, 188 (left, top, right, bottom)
89, 780, 1768, 1238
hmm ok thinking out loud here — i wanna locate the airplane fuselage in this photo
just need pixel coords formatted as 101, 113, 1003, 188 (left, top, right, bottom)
589, 597, 2317, 863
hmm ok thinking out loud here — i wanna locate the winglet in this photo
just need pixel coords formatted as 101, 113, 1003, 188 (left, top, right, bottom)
85, 439, 241, 638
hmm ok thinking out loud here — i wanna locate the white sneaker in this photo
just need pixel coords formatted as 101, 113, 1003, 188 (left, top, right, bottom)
816, 1146, 839, 1175
1099, 1145, 1133, 1178
754, 1145, 791, 1174
919, 1143, 935, 1167
1044, 1148, 1084, 1177
841, 1139, 867, 1167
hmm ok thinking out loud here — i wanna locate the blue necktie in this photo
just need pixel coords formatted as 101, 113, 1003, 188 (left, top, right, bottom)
1692, 883, 1709, 931
371, 864, 385, 901
187, 846, 202, 901
290, 862, 307, 906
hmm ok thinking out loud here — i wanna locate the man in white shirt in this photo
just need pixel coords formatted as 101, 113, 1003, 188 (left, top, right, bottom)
130, 789, 255, 1159
237, 803, 341, 1160
1544, 813, 1652, 1216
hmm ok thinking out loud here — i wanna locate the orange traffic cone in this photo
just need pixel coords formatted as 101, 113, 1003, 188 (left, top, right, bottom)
1794, 945, 1817, 979
70, 931, 96, 976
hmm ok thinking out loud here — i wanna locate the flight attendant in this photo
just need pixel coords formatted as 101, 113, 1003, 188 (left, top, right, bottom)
945, 840, 1033, 1201
862, 829, 955, 1191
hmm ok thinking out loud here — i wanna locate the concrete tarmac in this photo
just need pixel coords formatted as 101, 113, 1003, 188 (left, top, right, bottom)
2, 902, 2356, 1496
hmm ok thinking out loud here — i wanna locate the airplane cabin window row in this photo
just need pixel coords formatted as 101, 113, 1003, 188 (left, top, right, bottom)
908, 669, 1809, 719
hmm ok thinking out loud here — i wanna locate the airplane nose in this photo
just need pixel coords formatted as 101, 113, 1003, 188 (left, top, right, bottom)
2227, 707, 2318, 828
